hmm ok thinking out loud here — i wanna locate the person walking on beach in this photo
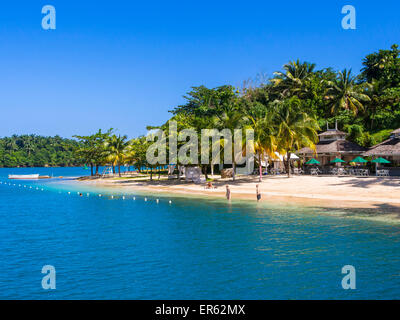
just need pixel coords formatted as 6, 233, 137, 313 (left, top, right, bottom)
256, 184, 261, 202
226, 185, 231, 200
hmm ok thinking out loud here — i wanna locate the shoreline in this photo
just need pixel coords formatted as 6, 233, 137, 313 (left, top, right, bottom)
77, 175, 400, 212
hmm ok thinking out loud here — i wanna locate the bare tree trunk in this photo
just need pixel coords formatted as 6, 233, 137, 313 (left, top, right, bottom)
258, 153, 262, 182
158, 167, 161, 180
118, 162, 121, 177
203, 165, 208, 180
90, 164, 94, 176
150, 168, 153, 181
232, 162, 236, 181
287, 152, 291, 178
211, 164, 214, 177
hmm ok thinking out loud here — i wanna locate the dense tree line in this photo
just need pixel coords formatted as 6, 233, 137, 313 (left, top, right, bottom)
3, 45, 400, 174
0, 135, 83, 167
73, 44, 400, 179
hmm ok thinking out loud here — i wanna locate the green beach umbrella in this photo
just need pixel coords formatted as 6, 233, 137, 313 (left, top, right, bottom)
371, 157, 391, 164
305, 158, 320, 165
330, 158, 346, 163
350, 156, 368, 163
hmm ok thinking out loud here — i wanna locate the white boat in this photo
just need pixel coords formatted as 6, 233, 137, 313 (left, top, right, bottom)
8, 174, 40, 180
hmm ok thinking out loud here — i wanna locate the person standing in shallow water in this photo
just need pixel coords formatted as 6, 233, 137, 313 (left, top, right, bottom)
256, 184, 261, 202
226, 185, 231, 200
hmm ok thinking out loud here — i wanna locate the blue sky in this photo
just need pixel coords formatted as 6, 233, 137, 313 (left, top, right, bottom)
0, 0, 399, 138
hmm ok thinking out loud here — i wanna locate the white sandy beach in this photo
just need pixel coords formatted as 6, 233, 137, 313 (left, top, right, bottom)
80, 175, 400, 210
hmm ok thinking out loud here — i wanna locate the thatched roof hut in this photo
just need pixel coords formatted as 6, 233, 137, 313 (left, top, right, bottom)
363, 129, 400, 157
298, 139, 366, 155
297, 125, 366, 166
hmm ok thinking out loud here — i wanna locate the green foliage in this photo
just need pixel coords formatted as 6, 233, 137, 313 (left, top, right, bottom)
343, 124, 375, 147
0, 135, 82, 167
4, 45, 400, 172
371, 129, 394, 144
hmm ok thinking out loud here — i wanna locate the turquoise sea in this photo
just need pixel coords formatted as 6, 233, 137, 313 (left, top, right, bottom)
0, 167, 399, 299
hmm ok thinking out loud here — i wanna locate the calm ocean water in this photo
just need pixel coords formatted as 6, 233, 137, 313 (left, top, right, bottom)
0, 167, 399, 299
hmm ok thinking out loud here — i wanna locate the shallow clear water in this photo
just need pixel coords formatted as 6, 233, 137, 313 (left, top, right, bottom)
0, 167, 399, 299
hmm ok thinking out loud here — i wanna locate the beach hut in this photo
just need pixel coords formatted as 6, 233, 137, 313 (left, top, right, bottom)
298, 123, 366, 167
268, 152, 299, 174
363, 128, 400, 175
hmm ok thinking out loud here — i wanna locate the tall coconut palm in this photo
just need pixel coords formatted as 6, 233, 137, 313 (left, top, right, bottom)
24, 136, 35, 156
274, 98, 320, 177
5, 137, 18, 153
215, 107, 245, 181
106, 134, 130, 177
245, 109, 277, 182
325, 69, 370, 116
271, 60, 316, 98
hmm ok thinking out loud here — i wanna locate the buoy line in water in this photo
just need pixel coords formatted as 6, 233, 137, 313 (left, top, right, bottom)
0, 180, 171, 204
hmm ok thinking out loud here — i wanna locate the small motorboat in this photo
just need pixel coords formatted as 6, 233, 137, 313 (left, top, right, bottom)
8, 174, 40, 180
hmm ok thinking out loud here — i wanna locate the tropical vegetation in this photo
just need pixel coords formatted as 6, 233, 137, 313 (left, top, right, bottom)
1, 45, 400, 178
0, 135, 82, 168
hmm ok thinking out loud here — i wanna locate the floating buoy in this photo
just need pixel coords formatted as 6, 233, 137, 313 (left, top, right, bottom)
133, 197, 136, 200
87, 193, 90, 197
68, 192, 71, 194
99, 194, 102, 197
41, 189, 44, 191
122, 196, 125, 200
144, 198, 147, 202
111, 195, 114, 199
156, 199, 159, 203
169, 200, 172, 204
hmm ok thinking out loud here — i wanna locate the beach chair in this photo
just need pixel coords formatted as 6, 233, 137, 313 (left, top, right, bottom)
310, 168, 320, 176
379, 169, 390, 177
293, 168, 303, 175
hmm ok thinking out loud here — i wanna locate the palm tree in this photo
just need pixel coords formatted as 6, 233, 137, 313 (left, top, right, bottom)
271, 60, 316, 98
246, 109, 277, 182
215, 107, 245, 181
24, 136, 35, 156
325, 69, 370, 115
106, 134, 130, 177
5, 138, 18, 153
274, 98, 320, 177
